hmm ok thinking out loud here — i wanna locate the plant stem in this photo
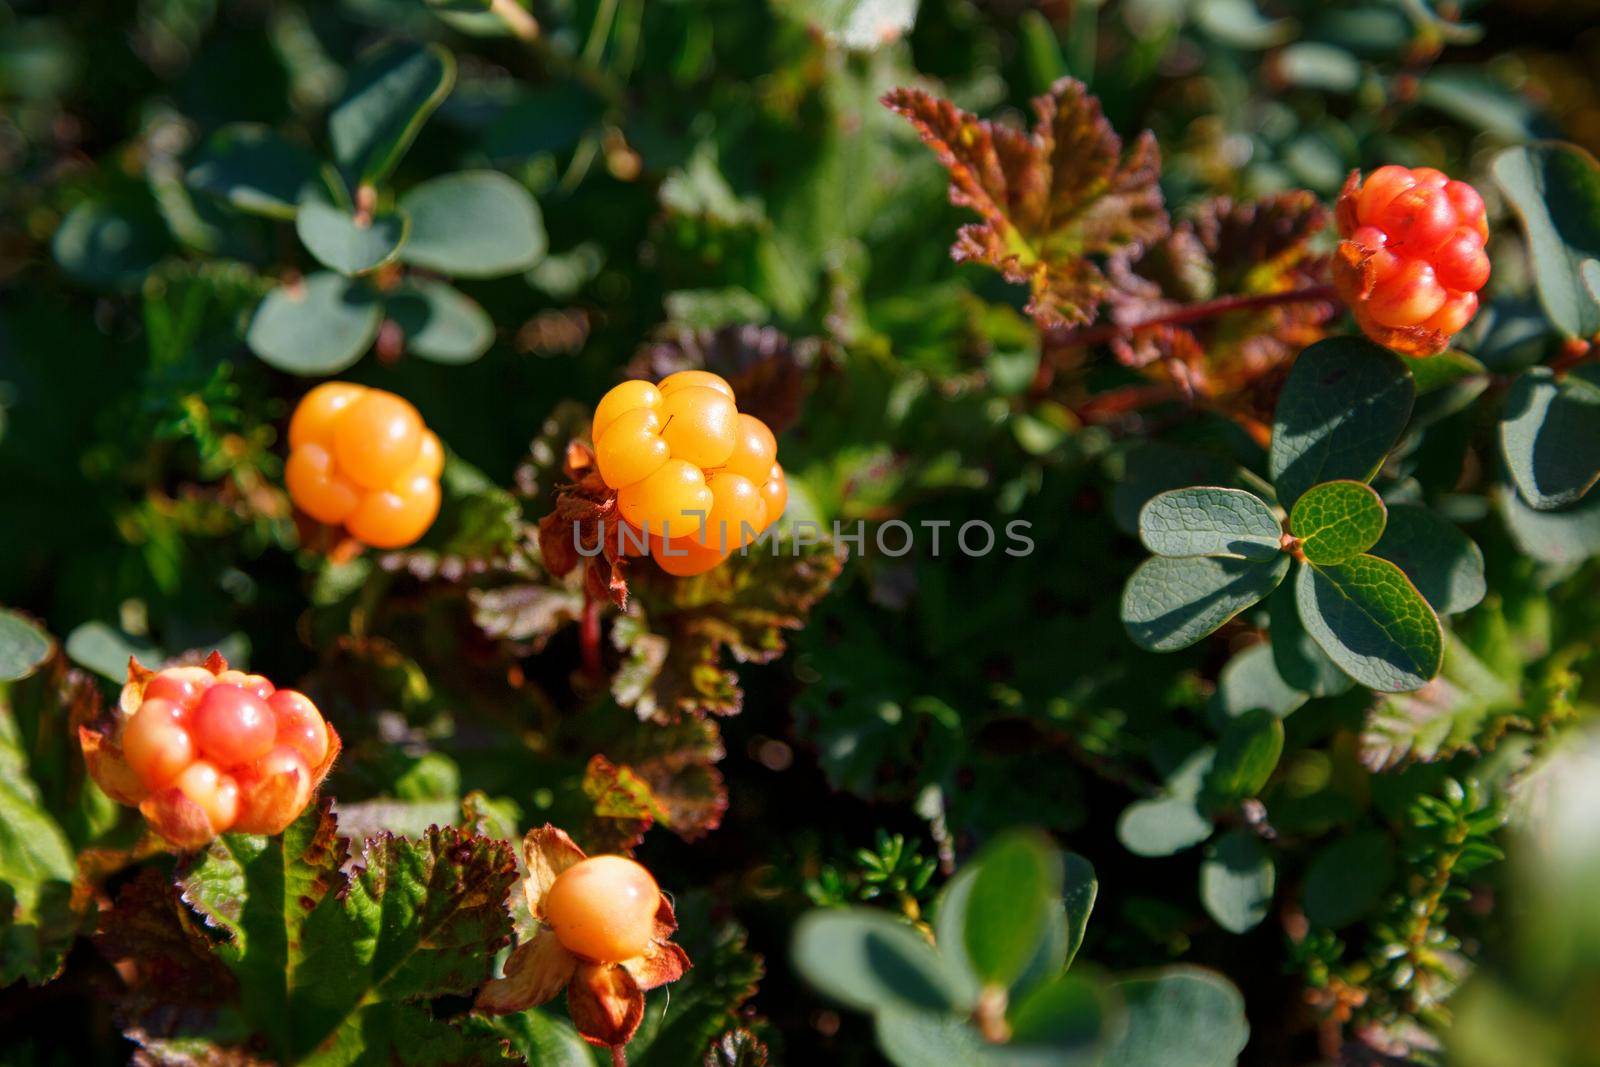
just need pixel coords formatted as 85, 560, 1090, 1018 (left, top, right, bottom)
609, 1047, 628, 1067
1049, 284, 1340, 350
581, 594, 603, 679
490, 0, 540, 41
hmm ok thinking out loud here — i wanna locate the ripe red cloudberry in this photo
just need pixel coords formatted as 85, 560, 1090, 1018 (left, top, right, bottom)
78, 653, 341, 848
589, 371, 787, 574
1333, 165, 1490, 356
286, 383, 443, 549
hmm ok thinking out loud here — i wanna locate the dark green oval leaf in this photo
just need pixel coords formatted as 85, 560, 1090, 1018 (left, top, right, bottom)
0, 610, 52, 682
1210, 642, 1306, 724
1206, 710, 1284, 801
399, 170, 546, 277
962, 831, 1064, 989
51, 199, 170, 290
1295, 555, 1443, 692
295, 200, 409, 276
793, 909, 966, 1015
1501, 366, 1600, 511
1499, 481, 1600, 565
247, 272, 381, 375
1117, 794, 1212, 858
1370, 505, 1486, 616
187, 123, 320, 219
1289, 480, 1387, 565
330, 42, 456, 185
1199, 830, 1275, 935
1103, 967, 1249, 1067
1269, 337, 1414, 508
1303, 831, 1394, 928
1267, 584, 1353, 697
1492, 142, 1600, 339
1139, 487, 1283, 561
388, 279, 494, 363
1122, 555, 1290, 653
1008, 974, 1109, 1052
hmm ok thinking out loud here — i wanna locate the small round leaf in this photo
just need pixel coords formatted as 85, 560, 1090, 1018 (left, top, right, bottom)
399, 171, 546, 277
247, 272, 382, 375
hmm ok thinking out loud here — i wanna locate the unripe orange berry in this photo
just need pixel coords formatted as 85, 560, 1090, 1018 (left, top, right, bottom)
288, 383, 366, 449
543, 855, 660, 963
346, 473, 441, 549
617, 459, 714, 541
1356, 165, 1416, 226
652, 535, 727, 576
699, 472, 767, 549
596, 407, 671, 489
171, 760, 239, 833
333, 390, 424, 490
232, 745, 312, 835
267, 689, 329, 768
659, 386, 738, 468
191, 685, 277, 768
1422, 290, 1478, 335
592, 381, 662, 444
759, 464, 788, 530
286, 444, 362, 525
723, 414, 778, 483
1367, 259, 1448, 328
657, 370, 734, 401
123, 699, 195, 788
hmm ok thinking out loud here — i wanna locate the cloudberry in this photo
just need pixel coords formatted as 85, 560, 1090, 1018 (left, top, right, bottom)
587, 374, 786, 575
1334, 166, 1490, 356
80, 655, 340, 848
285, 383, 442, 549
543, 855, 661, 963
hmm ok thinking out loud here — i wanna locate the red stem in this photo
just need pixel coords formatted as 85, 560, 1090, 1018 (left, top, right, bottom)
610, 1047, 628, 1067
1049, 284, 1340, 350
581, 595, 602, 679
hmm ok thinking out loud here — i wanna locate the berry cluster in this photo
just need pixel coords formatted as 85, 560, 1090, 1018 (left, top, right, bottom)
591, 371, 788, 576
80, 654, 340, 849
1334, 165, 1490, 354
285, 383, 443, 549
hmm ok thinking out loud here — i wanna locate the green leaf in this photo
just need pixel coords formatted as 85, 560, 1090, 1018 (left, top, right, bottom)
329, 42, 456, 186
1266, 584, 1353, 697
962, 831, 1064, 988
0, 675, 79, 985
1118, 749, 1215, 858
388, 279, 494, 364
1061, 852, 1097, 969
1303, 831, 1394, 928
1199, 830, 1275, 935
1007, 974, 1110, 1052
295, 200, 409, 276
1210, 642, 1306, 723
1362, 634, 1518, 770
1501, 366, 1600, 511
1492, 143, 1600, 339
1268, 337, 1414, 508
1295, 555, 1444, 692
1122, 555, 1290, 653
1195, 0, 1292, 48
398, 170, 546, 278
1102, 967, 1250, 1067
875, 1009, 1077, 1067
1416, 68, 1541, 141
1289, 480, 1387, 565
51, 198, 170, 290
63, 621, 163, 682
187, 123, 320, 219
1206, 710, 1284, 801
793, 908, 967, 1015
1499, 481, 1600, 565
247, 272, 381, 375
1274, 43, 1361, 92
1139, 487, 1282, 561
178, 803, 517, 1060
0, 610, 52, 682
1110, 443, 1257, 536
1370, 505, 1486, 616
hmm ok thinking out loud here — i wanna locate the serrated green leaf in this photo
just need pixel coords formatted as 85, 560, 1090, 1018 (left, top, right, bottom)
1122, 554, 1290, 653
1139, 487, 1282, 561
178, 803, 517, 1061
1370, 505, 1486, 616
1210, 642, 1306, 724
295, 200, 409, 276
1199, 830, 1275, 934
1289, 480, 1387, 565
247, 272, 381, 375
0, 610, 52, 682
1492, 143, 1600, 339
1102, 967, 1249, 1067
962, 831, 1064, 989
388, 279, 494, 363
1303, 831, 1393, 928
187, 123, 320, 219
398, 170, 546, 278
329, 42, 456, 185
1266, 584, 1352, 697
1295, 555, 1443, 692
1268, 337, 1414, 508
1206, 710, 1283, 801
1501, 366, 1600, 511
793, 909, 967, 1015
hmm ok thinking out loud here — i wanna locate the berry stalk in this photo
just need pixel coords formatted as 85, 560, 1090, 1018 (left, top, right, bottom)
1048, 284, 1340, 350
